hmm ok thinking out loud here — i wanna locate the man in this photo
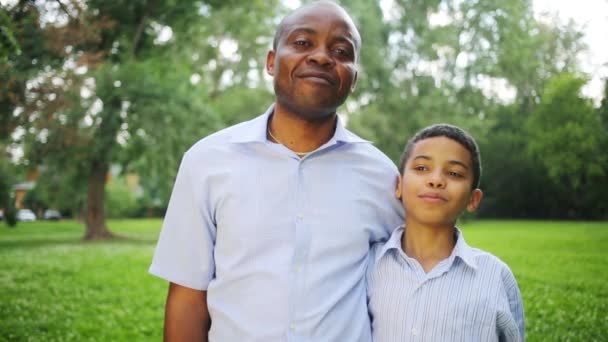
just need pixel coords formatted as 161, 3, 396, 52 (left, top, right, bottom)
150, 1, 404, 341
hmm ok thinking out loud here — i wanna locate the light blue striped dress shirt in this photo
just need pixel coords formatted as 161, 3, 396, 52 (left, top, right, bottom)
367, 226, 525, 342
150, 105, 404, 341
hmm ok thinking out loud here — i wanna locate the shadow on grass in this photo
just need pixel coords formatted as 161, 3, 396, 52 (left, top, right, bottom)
0, 234, 157, 251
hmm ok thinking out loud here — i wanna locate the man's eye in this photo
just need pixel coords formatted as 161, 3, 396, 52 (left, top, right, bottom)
294, 40, 309, 46
334, 47, 352, 57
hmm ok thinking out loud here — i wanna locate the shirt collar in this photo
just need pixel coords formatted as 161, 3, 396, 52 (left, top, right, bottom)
229, 103, 369, 144
451, 227, 478, 270
374, 226, 478, 270
375, 225, 405, 264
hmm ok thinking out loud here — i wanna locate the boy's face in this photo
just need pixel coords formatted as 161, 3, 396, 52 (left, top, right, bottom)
396, 136, 483, 228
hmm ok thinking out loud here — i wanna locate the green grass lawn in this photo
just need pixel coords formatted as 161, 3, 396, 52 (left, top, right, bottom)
1, 219, 607, 341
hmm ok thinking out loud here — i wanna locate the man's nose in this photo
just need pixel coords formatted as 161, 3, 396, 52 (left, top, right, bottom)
307, 47, 334, 67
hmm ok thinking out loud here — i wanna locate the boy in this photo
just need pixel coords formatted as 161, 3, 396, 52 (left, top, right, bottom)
367, 124, 525, 341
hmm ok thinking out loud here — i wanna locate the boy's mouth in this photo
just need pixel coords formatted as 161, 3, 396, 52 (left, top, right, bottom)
418, 192, 447, 202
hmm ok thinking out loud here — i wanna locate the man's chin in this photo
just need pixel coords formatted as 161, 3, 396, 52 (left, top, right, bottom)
290, 102, 339, 121
276, 97, 340, 120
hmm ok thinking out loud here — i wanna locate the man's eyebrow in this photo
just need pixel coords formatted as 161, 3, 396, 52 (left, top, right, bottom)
333, 36, 355, 48
287, 27, 317, 37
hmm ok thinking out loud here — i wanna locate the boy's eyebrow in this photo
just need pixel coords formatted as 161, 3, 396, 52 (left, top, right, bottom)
413, 155, 469, 169
412, 155, 431, 161
448, 160, 469, 169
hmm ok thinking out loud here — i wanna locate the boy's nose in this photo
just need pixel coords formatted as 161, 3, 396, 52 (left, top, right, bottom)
427, 174, 446, 188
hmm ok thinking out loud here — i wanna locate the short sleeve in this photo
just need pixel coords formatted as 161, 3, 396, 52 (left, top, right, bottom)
149, 151, 217, 290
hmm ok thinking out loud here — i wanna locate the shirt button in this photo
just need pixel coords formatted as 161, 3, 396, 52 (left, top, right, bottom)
290, 323, 296, 331
411, 328, 418, 336
294, 265, 301, 272
297, 214, 304, 220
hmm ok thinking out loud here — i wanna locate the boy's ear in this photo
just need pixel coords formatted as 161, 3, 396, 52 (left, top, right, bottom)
466, 189, 483, 212
266, 50, 276, 76
394, 175, 402, 200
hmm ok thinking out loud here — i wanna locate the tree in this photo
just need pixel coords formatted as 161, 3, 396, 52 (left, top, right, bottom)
341, 0, 595, 220
525, 73, 608, 218
4, 0, 279, 239
600, 78, 608, 130
346, 0, 584, 161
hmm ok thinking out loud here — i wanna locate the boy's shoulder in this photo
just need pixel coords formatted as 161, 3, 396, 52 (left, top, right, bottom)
464, 245, 517, 283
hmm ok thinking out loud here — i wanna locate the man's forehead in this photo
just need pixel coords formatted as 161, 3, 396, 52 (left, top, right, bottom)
281, 3, 360, 40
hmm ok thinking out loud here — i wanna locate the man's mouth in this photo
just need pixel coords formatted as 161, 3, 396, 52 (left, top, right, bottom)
298, 71, 336, 85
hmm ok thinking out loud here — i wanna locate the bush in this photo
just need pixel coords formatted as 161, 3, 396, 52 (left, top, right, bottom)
105, 177, 141, 218
4, 203, 17, 227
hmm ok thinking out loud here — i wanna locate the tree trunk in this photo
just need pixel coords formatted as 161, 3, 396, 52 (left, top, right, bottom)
83, 160, 113, 240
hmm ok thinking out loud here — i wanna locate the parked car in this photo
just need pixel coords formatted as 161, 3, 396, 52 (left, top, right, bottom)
43, 209, 62, 220
16, 209, 37, 222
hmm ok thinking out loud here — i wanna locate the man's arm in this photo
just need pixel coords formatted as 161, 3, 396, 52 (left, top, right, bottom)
164, 282, 210, 342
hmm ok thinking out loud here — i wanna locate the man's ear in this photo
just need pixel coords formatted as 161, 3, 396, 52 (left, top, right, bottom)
266, 50, 276, 76
394, 175, 402, 200
350, 71, 358, 93
466, 189, 483, 212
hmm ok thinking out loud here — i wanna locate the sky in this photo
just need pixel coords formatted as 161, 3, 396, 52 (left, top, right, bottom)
533, 0, 608, 102
284, 0, 608, 103
2, 0, 606, 101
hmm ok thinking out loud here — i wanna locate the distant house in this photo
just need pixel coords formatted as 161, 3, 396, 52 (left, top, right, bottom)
13, 181, 35, 209
12, 165, 143, 209
12, 169, 39, 209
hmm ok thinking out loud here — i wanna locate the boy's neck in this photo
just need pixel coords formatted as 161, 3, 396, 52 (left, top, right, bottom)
401, 222, 457, 273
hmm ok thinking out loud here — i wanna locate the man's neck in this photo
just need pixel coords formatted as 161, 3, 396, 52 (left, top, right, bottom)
401, 222, 456, 273
269, 102, 337, 155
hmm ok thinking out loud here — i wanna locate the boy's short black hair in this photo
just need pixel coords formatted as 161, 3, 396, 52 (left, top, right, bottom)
398, 123, 482, 189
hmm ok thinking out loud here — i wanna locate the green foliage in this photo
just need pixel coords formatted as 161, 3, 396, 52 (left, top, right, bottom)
23, 185, 46, 217
105, 177, 140, 218
2, 0, 603, 220
0, 159, 17, 227
599, 78, 608, 130
525, 73, 607, 218
0, 9, 21, 61
1, 219, 607, 340
3, 204, 17, 227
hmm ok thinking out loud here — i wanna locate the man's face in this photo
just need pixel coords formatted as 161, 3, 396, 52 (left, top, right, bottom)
266, 3, 359, 121
396, 137, 483, 228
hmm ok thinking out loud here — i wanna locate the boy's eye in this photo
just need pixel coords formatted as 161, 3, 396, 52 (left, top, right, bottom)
448, 171, 463, 178
413, 165, 427, 172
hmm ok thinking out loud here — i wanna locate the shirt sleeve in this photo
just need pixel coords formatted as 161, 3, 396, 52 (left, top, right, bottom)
366, 242, 380, 324
498, 266, 525, 342
149, 151, 217, 290
370, 160, 405, 244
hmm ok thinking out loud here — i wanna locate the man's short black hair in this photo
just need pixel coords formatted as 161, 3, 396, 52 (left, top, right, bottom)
399, 123, 482, 189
